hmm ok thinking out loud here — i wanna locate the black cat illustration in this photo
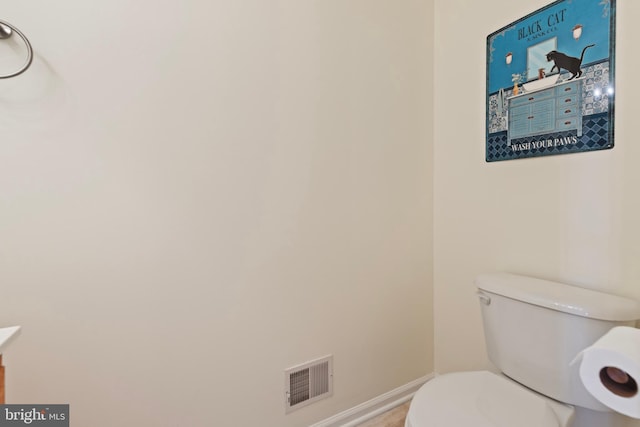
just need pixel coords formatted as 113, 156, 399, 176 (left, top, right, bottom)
546, 44, 595, 80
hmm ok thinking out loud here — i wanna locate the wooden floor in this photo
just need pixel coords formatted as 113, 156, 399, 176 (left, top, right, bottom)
356, 401, 410, 427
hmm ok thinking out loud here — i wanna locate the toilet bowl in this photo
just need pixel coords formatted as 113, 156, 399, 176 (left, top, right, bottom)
405, 371, 574, 427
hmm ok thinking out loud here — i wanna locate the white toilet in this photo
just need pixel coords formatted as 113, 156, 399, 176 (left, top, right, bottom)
406, 273, 640, 427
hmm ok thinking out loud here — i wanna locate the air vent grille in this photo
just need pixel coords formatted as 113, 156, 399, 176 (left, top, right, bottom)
290, 368, 311, 406
285, 355, 333, 413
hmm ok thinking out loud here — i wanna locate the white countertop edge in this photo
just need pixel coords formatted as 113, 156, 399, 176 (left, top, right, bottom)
0, 326, 21, 354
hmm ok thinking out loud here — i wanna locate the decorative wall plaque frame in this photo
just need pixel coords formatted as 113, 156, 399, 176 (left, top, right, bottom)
486, 0, 615, 162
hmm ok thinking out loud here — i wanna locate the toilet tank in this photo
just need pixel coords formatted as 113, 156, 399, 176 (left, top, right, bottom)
475, 273, 640, 411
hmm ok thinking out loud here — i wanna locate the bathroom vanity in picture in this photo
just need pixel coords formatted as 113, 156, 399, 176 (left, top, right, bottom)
508, 78, 582, 143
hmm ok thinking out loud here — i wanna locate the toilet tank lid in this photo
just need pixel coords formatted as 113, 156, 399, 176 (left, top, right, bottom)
475, 273, 640, 321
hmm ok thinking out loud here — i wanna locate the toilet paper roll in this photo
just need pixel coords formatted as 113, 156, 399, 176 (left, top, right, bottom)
578, 326, 640, 419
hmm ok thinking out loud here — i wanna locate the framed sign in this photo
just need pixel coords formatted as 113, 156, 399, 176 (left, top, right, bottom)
486, 0, 615, 162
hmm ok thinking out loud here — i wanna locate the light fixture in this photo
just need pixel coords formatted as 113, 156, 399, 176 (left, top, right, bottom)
573, 24, 583, 40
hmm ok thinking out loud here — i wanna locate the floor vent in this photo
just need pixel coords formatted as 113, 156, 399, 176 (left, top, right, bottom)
285, 355, 333, 413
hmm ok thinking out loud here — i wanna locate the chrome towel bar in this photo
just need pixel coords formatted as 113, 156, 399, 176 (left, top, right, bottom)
0, 19, 33, 79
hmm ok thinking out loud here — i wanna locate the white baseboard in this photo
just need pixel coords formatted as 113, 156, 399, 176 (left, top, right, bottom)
309, 373, 434, 427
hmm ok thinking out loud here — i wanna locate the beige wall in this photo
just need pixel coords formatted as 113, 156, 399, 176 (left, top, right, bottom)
434, 0, 640, 375
0, 1, 434, 426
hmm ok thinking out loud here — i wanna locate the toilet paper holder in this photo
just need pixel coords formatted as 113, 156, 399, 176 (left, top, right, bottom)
600, 366, 638, 398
